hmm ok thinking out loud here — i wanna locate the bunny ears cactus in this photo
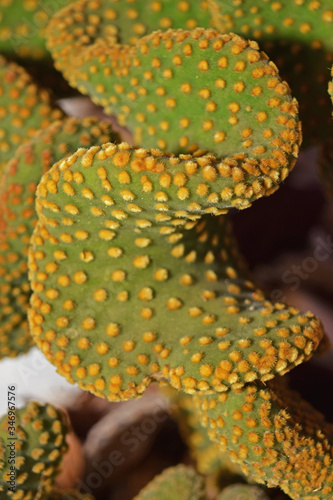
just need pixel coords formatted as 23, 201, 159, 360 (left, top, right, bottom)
0, 401, 68, 498
28, 142, 323, 401
0, 117, 119, 359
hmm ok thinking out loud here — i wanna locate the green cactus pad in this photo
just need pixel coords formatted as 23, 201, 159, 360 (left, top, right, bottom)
194, 379, 333, 499
47, 25, 302, 161
0, 401, 69, 499
0, 0, 65, 60
133, 464, 205, 500
27, 142, 323, 401
168, 388, 241, 476
47, 0, 213, 75
0, 117, 118, 359
208, 0, 333, 146
0, 56, 63, 172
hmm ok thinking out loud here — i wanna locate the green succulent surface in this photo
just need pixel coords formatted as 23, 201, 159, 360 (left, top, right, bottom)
0, 401, 68, 499
195, 378, 333, 499
216, 483, 270, 500
133, 464, 205, 500
0, 56, 63, 172
0, 0, 73, 60
27, 142, 323, 401
0, 117, 118, 359
208, 0, 333, 146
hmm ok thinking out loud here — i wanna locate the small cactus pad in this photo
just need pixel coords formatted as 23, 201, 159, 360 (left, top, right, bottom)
28, 142, 323, 401
168, 388, 241, 476
217, 484, 270, 500
0, 56, 63, 171
47, 0, 214, 75
208, 0, 333, 145
194, 379, 333, 499
0, 117, 119, 359
47, 25, 302, 162
0, 401, 69, 499
133, 464, 205, 500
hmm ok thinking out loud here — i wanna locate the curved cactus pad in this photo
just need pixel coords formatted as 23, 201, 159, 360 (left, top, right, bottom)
28, 142, 323, 401
195, 379, 333, 499
0, 117, 118, 359
47, 0, 214, 73
208, 0, 333, 145
47, 26, 302, 161
0, 56, 63, 171
217, 484, 269, 500
133, 464, 205, 500
0, 401, 69, 498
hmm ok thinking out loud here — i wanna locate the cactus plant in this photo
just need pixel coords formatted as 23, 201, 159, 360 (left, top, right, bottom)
27, 142, 324, 401
208, 0, 333, 146
0, 117, 118, 359
133, 464, 205, 500
0, 401, 69, 498
194, 377, 333, 499
0, 56, 63, 172
0, 1, 332, 499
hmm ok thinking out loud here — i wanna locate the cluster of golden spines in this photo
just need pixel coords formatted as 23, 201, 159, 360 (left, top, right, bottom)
0, 118, 117, 358
0, 402, 68, 498
26, 142, 323, 401
194, 380, 333, 499
0, 56, 63, 171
